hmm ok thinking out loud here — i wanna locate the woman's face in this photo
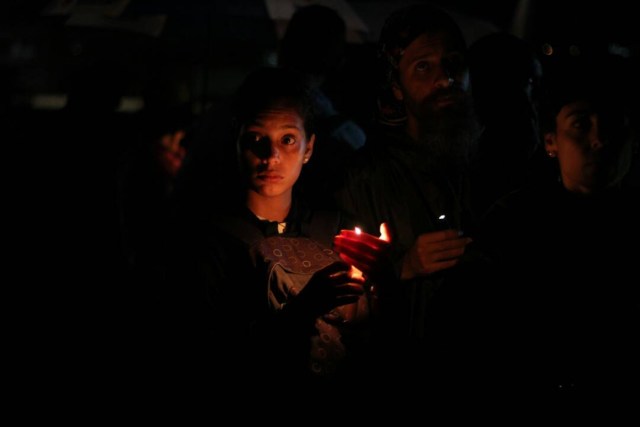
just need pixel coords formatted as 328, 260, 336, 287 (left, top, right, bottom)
545, 100, 633, 194
237, 105, 314, 200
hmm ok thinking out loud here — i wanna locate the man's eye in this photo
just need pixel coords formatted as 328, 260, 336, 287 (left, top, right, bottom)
416, 61, 430, 72
282, 135, 296, 145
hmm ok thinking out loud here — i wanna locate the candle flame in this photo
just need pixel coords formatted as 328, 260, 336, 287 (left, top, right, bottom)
350, 265, 363, 280
350, 226, 364, 279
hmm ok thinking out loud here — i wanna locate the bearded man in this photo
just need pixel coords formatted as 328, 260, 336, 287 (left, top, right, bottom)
332, 3, 481, 383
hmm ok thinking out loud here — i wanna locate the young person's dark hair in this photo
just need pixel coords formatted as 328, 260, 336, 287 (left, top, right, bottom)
232, 67, 318, 138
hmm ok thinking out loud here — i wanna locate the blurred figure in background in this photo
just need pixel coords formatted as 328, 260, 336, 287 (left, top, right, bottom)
278, 4, 366, 206
117, 104, 193, 270
467, 32, 543, 216
118, 62, 195, 271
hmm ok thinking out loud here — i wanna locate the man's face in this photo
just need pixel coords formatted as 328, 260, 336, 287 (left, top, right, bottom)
390, 31, 478, 167
393, 32, 469, 123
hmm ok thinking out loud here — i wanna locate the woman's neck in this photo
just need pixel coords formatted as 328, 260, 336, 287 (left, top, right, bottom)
246, 191, 292, 222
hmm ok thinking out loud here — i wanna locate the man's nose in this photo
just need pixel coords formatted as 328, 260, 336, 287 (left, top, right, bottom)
435, 69, 454, 89
590, 125, 605, 150
591, 136, 604, 150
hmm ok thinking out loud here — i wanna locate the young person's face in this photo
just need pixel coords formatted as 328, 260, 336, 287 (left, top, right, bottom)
545, 100, 633, 193
238, 105, 314, 199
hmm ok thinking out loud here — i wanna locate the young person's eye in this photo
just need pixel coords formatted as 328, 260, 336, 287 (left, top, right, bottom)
282, 135, 297, 145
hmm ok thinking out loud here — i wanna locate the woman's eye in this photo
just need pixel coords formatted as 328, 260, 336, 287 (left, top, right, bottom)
282, 135, 296, 145
572, 117, 591, 131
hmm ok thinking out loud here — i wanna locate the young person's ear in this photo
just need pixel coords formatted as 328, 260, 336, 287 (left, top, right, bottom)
303, 134, 315, 163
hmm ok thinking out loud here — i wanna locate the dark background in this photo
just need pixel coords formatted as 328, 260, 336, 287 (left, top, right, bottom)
2, 0, 637, 114
5, 1, 636, 401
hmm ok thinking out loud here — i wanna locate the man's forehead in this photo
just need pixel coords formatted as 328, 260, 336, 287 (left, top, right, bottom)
399, 32, 463, 63
406, 32, 456, 52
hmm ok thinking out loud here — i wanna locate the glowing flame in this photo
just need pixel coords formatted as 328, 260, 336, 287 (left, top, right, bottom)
352, 226, 363, 279
350, 265, 363, 280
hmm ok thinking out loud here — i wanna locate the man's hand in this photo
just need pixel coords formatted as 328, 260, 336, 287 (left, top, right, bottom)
401, 229, 472, 279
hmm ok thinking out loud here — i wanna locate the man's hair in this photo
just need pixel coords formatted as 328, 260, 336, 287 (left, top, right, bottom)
378, 3, 466, 84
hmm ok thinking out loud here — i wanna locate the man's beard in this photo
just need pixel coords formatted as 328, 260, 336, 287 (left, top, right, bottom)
415, 90, 480, 174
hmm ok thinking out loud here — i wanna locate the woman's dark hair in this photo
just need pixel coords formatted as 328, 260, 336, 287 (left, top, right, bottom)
539, 54, 630, 133
232, 67, 317, 138
468, 32, 541, 109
